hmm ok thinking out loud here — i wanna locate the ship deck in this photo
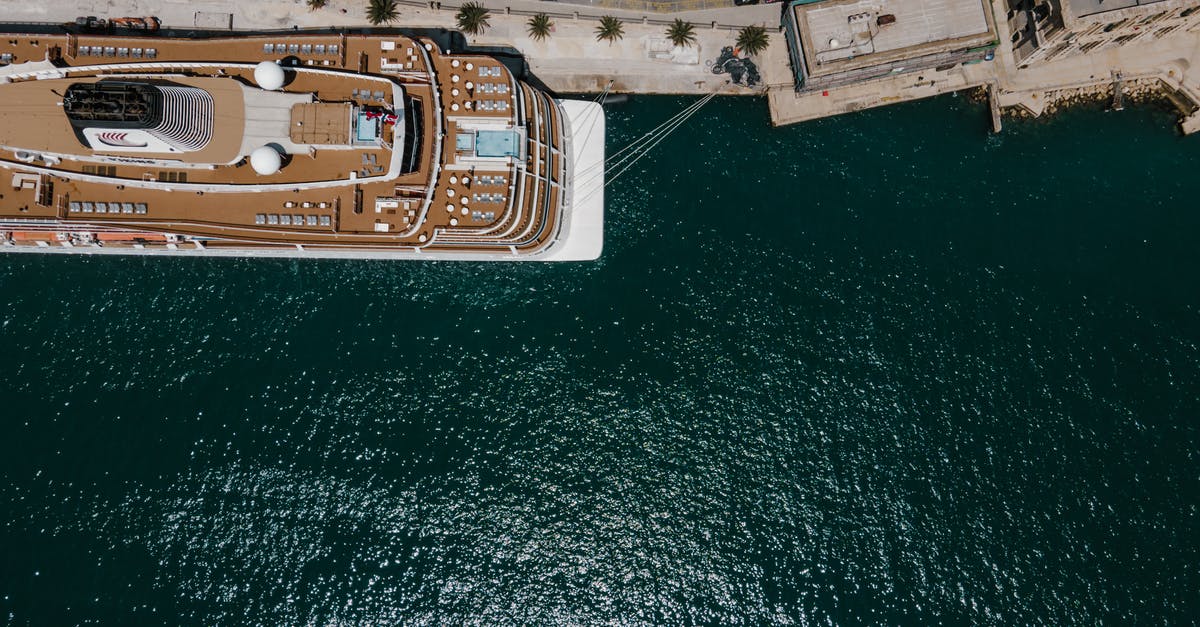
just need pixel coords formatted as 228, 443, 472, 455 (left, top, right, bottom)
0, 31, 588, 258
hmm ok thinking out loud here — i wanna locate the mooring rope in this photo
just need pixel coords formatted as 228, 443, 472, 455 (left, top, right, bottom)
574, 92, 718, 201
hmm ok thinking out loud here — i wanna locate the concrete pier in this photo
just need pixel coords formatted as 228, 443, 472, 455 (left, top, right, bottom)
767, 0, 1200, 128
1182, 112, 1200, 135
0, 0, 778, 97
988, 82, 1002, 134
2, 0, 1200, 129
1111, 71, 1125, 112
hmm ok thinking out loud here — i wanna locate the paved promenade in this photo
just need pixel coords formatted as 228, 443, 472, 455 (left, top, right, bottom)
3, 0, 1198, 127
4, 0, 781, 95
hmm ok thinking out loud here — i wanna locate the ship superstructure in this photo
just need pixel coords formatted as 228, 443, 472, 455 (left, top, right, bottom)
0, 31, 604, 260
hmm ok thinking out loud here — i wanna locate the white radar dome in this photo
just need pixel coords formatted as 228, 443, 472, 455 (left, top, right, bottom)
250, 146, 283, 176
254, 61, 286, 91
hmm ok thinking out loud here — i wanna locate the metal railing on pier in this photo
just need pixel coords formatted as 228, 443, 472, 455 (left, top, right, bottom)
589, 0, 740, 13
403, 0, 753, 27
407, 0, 742, 13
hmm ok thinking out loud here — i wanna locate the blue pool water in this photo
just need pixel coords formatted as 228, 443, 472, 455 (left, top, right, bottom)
475, 130, 520, 158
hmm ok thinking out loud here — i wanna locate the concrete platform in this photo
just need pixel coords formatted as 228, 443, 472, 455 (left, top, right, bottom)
2, 0, 1199, 129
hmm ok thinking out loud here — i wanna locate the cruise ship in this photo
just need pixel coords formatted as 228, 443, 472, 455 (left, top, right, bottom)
0, 30, 604, 260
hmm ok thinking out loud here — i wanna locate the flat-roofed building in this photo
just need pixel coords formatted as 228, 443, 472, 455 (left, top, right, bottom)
783, 0, 999, 91
1013, 0, 1200, 66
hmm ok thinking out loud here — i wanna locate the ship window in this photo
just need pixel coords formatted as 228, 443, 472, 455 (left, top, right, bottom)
263, 43, 274, 53
315, 44, 326, 54
255, 214, 266, 224
400, 97, 422, 173
267, 214, 279, 224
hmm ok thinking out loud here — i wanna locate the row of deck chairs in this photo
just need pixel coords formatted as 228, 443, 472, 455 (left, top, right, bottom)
255, 214, 332, 227
77, 46, 157, 59
263, 43, 339, 56
69, 201, 148, 214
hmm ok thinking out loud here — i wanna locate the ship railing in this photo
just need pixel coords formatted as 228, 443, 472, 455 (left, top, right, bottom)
433, 85, 562, 251
395, 39, 443, 242
443, 89, 551, 247
509, 91, 561, 249
544, 90, 573, 252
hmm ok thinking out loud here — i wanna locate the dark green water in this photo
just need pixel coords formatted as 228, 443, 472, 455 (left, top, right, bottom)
2, 95, 1198, 625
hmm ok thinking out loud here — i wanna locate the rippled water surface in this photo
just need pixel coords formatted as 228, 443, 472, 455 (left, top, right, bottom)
2, 95, 1198, 625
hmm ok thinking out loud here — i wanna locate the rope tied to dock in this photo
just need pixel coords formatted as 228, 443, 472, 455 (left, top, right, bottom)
576, 92, 718, 205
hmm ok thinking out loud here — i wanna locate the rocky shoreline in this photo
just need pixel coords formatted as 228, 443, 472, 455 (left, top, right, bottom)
1003, 77, 1187, 120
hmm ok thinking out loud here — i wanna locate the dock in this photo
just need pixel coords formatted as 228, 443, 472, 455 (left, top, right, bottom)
1, 0, 1200, 131
988, 82, 1002, 134
1111, 71, 1125, 112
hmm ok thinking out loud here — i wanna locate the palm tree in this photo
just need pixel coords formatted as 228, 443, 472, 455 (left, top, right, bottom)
595, 16, 624, 43
527, 13, 553, 42
366, 0, 398, 25
736, 25, 770, 57
665, 19, 696, 48
456, 2, 491, 36
306, 0, 328, 10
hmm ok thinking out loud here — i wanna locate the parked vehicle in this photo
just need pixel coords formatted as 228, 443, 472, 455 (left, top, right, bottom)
110, 17, 160, 31
74, 16, 108, 31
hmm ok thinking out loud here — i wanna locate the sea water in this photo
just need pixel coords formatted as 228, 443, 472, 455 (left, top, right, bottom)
1, 95, 1197, 624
